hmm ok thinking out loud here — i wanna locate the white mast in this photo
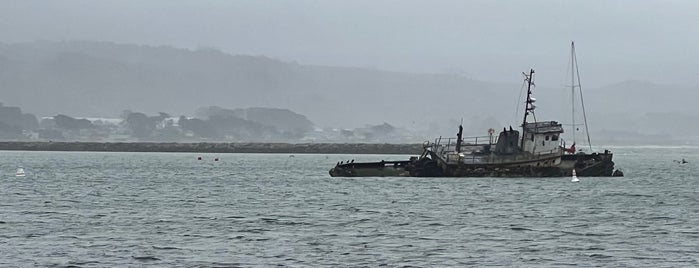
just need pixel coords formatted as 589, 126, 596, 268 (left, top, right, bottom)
571, 42, 576, 145
570, 41, 593, 151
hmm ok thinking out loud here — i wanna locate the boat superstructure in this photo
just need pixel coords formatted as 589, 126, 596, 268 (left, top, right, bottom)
404, 69, 568, 177
329, 68, 621, 178
329, 44, 622, 178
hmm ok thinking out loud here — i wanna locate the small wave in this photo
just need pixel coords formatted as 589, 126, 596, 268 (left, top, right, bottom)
604, 192, 655, 198
152, 245, 180, 250
356, 233, 386, 238
24, 233, 47, 238
200, 261, 246, 267
642, 230, 670, 235
549, 262, 579, 266
276, 220, 309, 226
585, 246, 605, 250
560, 231, 615, 237
238, 228, 270, 234
58, 235, 80, 239
630, 256, 665, 260
57, 199, 82, 203
132, 256, 160, 261
193, 216, 217, 220
65, 260, 101, 266
21, 210, 66, 215
348, 241, 368, 247
588, 253, 613, 258
646, 216, 678, 221
182, 234, 217, 239
335, 218, 372, 227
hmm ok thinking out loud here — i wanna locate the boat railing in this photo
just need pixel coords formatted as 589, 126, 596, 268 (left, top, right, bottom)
430, 135, 498, 154
441, 147, 563, 165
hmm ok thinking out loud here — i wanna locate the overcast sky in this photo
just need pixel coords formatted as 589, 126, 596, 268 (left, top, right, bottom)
2, 0, 698, 88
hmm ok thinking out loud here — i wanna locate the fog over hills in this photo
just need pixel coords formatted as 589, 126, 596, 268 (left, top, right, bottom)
2, 1, 699, 144
1, 41, 699, 144
0, 41, 516, 133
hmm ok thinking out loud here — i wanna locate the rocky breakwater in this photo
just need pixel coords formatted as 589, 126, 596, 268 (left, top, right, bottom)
0, 142, 423, 155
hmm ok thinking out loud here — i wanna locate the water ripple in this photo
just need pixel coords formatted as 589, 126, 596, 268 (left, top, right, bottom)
1, 150, 698, 266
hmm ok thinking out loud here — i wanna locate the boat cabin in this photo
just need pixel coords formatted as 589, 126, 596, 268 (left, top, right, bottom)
521, 121, 563, 154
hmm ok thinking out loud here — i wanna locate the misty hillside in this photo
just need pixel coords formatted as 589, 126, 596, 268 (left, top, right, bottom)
1, 41, 698, 143
0, 41, 516, 132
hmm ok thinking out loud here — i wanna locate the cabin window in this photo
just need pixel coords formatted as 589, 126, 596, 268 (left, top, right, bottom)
545, 135, 550, 141
552, 134, 559, 141
530, 134, 534, 141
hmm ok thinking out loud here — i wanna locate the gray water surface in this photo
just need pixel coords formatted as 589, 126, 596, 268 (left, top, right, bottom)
1, 148, 698, 267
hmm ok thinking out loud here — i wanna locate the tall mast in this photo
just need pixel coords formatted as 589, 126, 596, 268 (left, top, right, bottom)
571, 42, 576, 144
521, 69, 535, 149
570, 41, 593, 151
521, 68, 535, 126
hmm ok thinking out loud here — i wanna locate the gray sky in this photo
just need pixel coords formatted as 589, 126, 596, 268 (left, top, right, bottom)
2, 0, 698, 88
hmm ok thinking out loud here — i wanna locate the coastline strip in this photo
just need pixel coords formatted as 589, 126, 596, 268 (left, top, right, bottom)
0, 142, 422, 155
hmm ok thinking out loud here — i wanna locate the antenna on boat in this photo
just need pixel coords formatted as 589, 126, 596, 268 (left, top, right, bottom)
570, 41, 593, 151
521, 69, 536, 126
520, 69, 536, 150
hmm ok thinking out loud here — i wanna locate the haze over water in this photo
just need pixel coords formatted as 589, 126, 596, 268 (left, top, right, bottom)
2, 148, 697, 267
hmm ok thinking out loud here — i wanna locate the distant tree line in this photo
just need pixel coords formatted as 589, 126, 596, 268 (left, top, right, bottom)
0, 104, 316, 142
0, 103, 39, 139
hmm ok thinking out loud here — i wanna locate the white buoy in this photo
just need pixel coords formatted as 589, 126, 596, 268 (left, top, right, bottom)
571, 169, 579, 182
15, 167, 26, 177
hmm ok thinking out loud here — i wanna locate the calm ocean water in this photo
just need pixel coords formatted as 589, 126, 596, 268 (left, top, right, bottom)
1, 147, 698, 267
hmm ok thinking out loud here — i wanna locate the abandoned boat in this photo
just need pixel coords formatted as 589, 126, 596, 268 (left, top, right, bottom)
329, 67, 622, 178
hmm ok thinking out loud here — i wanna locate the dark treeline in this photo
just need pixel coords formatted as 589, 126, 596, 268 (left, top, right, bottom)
0, 141, 422, 155
0, 103, 405, 143
0, 104, 317, 142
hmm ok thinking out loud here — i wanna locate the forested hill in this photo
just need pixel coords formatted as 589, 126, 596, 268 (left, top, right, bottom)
0, 41, 511, 132
2, 41, 699, 142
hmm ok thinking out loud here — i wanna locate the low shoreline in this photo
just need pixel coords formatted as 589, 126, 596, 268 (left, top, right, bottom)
0, 142, 423, 155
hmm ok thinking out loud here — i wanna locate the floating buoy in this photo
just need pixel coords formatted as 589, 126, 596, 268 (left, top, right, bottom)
214, 158, 219, 161
197, 156, 202, 160
571, 169, 579, 182
16, 167, 26, 177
